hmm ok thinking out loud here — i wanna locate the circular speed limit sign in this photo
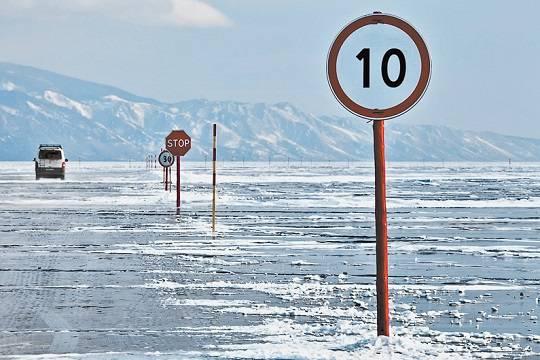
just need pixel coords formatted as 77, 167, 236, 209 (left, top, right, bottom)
327, 12, 431, 120
158, 150, 175, 168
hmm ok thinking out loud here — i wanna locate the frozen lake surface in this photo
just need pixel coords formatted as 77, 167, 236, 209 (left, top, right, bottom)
0, 161, 538, 359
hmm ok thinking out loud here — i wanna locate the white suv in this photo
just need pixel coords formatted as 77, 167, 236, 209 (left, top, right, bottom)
34, 144, 68, 180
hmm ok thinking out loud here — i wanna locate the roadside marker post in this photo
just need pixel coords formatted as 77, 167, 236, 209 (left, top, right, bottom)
212, 124, 217, 233
373, 119, 389, 334
165, 167, 171, 190
158, 150, 175, 192
165, 130, 192, 210
160, 148, 164, 185
327, 12, 431, 336
168, 167, 172, 192
177, 156, 181, 208
163, 166, 167, 189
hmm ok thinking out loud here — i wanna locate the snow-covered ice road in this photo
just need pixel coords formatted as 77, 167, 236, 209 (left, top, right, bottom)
0, 161, 538, 359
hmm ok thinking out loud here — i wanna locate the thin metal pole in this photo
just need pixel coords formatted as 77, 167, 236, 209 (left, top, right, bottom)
165, 165, 168, 191
176, 156, 181, 209
212, 124, 217, 232
373, 120, 389, 337
168, 167, 172, 193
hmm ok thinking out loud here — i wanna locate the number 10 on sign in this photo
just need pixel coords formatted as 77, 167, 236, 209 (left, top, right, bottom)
356, 48, 406, 88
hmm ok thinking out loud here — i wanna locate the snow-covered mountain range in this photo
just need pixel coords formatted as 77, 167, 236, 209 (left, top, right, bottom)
1, 62, 539, 161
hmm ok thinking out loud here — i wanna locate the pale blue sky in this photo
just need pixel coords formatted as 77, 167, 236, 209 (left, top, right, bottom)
0, 0, 539, 137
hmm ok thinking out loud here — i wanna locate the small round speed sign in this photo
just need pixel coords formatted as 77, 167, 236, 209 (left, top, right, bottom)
158, 150, 175, 168
327, 12, 431, 120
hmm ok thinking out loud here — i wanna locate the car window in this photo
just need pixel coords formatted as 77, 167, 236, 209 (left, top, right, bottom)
39, 150, 62, 160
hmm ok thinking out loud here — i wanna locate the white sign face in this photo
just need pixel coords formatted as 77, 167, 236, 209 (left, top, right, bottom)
327, 13, 431, 120
158, 150, 175, 168
337, 24, 421, 110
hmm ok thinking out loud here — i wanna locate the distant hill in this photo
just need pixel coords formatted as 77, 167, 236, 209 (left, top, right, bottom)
1, 62, 540, 161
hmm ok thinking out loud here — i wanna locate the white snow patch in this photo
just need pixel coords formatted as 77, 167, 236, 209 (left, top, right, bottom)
26, 101, 54, 117
475, 136, 513, 158
1, 81, 16, 91
291, 260, 317, 266
202, 319, 478, 360
104, 94, 148, 127
0, 105, 18, 116
256, 133, 279, 145
43, 90, 92, 119
103, 95, 127, 102
163, 298, 254, 307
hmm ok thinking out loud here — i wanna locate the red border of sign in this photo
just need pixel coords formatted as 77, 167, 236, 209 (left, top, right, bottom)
327, 13, 431, 120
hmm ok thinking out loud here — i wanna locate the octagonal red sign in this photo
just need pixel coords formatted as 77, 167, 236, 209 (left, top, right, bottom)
165, 130, 191, 157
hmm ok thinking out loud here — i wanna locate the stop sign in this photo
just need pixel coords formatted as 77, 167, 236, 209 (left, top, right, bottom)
165, 130, 191, 156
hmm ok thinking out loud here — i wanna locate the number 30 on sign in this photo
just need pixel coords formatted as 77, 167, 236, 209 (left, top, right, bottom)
158, 150, 175, 168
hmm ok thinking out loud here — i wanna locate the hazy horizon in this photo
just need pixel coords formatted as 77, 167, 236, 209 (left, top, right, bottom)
3, 59, 540, 143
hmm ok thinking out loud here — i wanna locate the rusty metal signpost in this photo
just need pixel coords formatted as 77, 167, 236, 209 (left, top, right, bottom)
165, 130, 192, 210
158, 149, 174, 191
327, 12, 431, 336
